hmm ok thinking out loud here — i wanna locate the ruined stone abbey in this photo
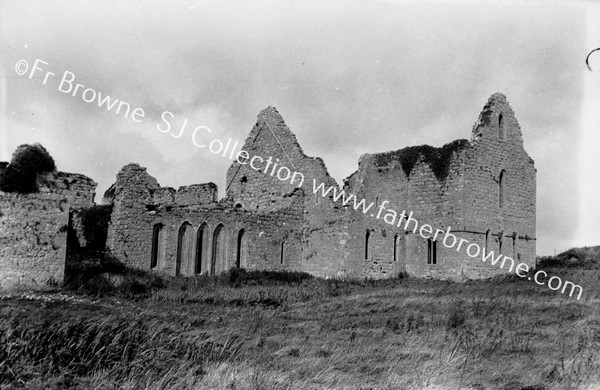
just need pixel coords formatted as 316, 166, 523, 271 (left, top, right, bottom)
0, 93, 536, 289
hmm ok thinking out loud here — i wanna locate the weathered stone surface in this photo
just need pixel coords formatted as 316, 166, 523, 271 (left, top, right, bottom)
2, 93, 536, 284
343, 93, 535, 279
0, 192, 69, 289
38, 171, 97, 209
105, 161, 304, 275
0, 170, 97, 290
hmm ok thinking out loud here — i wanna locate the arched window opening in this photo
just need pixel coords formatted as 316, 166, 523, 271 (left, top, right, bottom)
237, 229, 247, 268
151, 224, 164, 269
393, 234, 398, 262
499, 170, 506, 208
211, 224, 225, 275
195, 223, 207, 274
280, 241, 285, 265
427, 239, 437, 265
365, 230, 370, 260
512, 233, 517, 260
176, 222, 194, 276
498, 113, 505, 140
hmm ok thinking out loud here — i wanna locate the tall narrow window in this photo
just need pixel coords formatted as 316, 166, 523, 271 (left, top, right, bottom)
499, 234, 503, 256
195, 223, 207, 274
512, 233, 517, 260
427, 239, 431, 264
499, 170, 506, 208
393, 234, 398, 262
365, 230, 370, 260
176, 222, 193, 276
237, 229, 247, 268
485, 229, 490, 251
427, 238, 435, 264
211, 224, 225, 275
280, 241, 285, 265
498, 113, 505, 140
427, 239, 437, 264
151, 224, 164, 269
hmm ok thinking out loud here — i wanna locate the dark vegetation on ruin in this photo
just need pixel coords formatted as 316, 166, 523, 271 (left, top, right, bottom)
0, 143, 56, 193
374, 139, 469, 180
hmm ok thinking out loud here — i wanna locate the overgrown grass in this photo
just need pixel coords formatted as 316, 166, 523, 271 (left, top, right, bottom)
64, 255, 165, 298
3, 258, 600, 389
65, 257, 408, 305
0, 315, 243, 389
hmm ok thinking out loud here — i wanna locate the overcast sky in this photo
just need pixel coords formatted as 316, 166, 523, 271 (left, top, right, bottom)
1, 0, 599, 255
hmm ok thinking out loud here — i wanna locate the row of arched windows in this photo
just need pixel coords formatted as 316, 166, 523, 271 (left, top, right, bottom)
362, 227, 519, 266
150, 223, 248, 276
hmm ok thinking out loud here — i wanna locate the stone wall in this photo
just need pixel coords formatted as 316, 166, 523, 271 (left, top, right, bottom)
22, 92, 534, 283
1, 168, 97, 289
39, 171, 97, 209
225, 106, 361, 278
105, 163, 161, 264
343, 137, 468, 279
141, 198, 304, 276
461, 93, 537, 275
0, 192, 70, 289
341, 93, 536, 280
106, 163, 304, 275
175, 183, 217, 206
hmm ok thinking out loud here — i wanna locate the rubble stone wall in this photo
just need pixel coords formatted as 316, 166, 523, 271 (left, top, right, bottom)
0, 192, 70, 289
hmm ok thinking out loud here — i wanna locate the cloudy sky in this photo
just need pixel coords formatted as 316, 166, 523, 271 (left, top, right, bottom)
1, 0, 599, 255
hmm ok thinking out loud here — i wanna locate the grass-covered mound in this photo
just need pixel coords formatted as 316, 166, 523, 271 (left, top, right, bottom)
537, 246, 600, 269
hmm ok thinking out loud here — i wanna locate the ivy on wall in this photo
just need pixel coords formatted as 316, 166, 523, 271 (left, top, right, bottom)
374, 139, 469, 181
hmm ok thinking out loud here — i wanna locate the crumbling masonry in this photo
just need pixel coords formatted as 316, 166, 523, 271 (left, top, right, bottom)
0, 93, 536, 288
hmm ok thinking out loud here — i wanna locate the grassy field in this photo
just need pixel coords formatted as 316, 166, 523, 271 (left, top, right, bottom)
2, 248, 600, 390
